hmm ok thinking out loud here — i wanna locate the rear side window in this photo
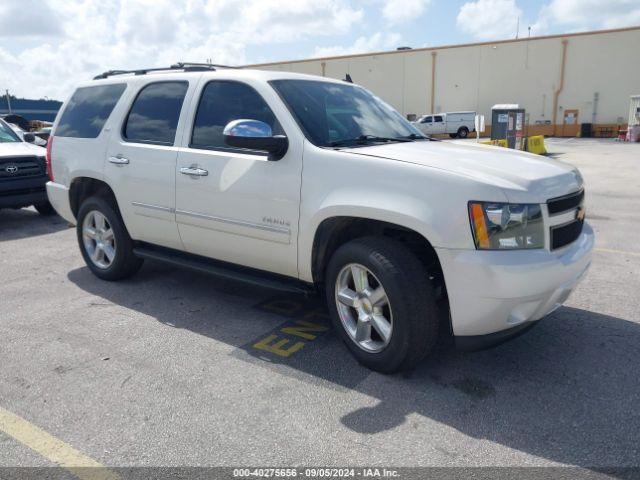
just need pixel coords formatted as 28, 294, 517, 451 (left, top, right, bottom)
56, 84, 126, 138
191, 81, 282, 151
123, 81, 188, 145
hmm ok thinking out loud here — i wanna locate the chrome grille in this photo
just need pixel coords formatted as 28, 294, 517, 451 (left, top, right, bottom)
0, 156, 45, 180
547, 188, 585, 250
547, 189, 584, 215
551, 218, 584, 250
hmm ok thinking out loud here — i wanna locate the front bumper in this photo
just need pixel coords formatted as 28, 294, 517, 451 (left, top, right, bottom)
0, 176, 48, 209
455, 320, 539, 351
46, 181, 75, 224
436, 222, 594, 338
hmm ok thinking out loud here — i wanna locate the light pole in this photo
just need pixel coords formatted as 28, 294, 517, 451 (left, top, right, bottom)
5, 89, 12, 114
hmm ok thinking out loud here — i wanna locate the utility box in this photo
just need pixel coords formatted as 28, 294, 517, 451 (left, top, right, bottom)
491, 104, 525, 149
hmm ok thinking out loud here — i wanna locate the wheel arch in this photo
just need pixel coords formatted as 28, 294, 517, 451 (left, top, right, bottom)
69, 176, 119, 219
301, 200, 449, 279
310, 214, 442, 281
308, 213, 452, 336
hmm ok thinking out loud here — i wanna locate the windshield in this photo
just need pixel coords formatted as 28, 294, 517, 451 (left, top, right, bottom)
270, 79, 424, 147
0, 120, 21, 143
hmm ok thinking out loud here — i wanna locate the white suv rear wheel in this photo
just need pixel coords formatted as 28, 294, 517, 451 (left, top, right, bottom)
76, 196, 143, 281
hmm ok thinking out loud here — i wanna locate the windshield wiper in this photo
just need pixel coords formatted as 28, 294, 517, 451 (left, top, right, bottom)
329, 134, 413, 147
397, 133, 438, 141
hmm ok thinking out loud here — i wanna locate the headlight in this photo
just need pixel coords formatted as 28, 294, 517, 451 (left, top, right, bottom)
468, 202, 544, 250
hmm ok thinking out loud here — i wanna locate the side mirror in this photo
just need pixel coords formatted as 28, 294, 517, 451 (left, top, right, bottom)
23, 132, 36, 143
223, 119, 288, 160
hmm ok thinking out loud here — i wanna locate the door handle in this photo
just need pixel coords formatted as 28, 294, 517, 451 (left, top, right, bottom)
180, 166, 208, 177
108, 155, 129, 165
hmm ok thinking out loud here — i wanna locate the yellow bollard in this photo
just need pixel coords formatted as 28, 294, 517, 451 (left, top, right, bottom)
526, 135, 547, 155
480, 139, 508, 147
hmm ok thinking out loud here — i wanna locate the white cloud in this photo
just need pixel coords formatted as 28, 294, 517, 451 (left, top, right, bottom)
381, 0, 431, 25
0, 0, 64, 37
313, 32, 403, 58
0, 0, 364, 100
534, 0, 640, 34
456, 0, 523, 40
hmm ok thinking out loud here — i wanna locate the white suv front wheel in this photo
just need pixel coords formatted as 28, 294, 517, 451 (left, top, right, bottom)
335, 263, 393, 354
325, 236, 439, 373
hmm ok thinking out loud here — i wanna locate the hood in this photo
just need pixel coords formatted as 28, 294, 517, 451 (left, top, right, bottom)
0, 141, 46, 157
342, 140, 582, 203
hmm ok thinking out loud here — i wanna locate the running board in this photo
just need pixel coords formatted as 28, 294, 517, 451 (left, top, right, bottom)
133, 244, 315, 296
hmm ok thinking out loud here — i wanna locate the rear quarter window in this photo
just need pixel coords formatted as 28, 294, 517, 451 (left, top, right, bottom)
56, 84, 126, 138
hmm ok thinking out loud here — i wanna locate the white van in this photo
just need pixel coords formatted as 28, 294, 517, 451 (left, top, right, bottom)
414, 111, 476, 138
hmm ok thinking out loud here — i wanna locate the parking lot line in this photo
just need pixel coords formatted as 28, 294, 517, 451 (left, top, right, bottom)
0, 406, 119, 480
594, 247, 640, 257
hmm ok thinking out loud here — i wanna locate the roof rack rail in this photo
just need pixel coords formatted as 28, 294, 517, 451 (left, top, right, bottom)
173, 62, 240, 70
93, 62, 240, 80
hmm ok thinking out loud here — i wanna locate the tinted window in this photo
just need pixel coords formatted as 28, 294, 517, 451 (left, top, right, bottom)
270, 80, 421, 147
191, 81, 282, 151
124, 82, 188, 145
56, 84, 126, 138
434, 115, 443, 122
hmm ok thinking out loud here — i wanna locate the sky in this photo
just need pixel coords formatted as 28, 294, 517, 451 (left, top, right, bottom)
1, 0, 639, 100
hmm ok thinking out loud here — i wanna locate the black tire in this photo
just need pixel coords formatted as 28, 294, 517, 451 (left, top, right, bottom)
34, 201, 56, 215
457, 127, 469, 139
325, 236, 439, 373
76, 196, 143, 281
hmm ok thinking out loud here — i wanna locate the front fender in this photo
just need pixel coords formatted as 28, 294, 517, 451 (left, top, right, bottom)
297, 143, 509, 282
298, 190, 470, 282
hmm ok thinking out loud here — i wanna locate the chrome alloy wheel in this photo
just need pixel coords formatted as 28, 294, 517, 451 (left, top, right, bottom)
334, 263, 393, 353
82, 210, 116, 269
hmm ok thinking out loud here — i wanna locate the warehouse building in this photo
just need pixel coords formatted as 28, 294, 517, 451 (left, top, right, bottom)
251, 26, 640, 137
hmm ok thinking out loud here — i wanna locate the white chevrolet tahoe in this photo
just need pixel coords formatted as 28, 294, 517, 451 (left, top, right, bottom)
46, 64, 593, 373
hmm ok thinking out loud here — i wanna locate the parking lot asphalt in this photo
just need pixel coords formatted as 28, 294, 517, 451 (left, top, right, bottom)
0, 138, 639, 472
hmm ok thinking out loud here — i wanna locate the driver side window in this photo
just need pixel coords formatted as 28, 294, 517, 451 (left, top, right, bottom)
190, 80, 282, 151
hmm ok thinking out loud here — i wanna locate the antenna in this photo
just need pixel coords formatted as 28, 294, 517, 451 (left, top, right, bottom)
515, 15, 520, 39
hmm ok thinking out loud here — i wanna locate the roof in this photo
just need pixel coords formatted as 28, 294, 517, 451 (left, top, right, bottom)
247, 26, 640, 67
88, 67, 345, 87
